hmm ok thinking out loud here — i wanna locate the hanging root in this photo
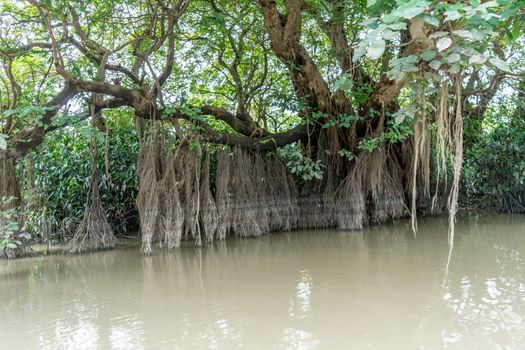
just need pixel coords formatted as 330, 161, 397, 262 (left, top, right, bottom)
269, 154, 299, 231
369, 149, 405, 223
230, 148, 264, 237
334, 151, 369, 230
136, 134, 161, 255
179, 141, 202, 245
214, 148, 298, 238
159, 147, 184, 249
432, 84, 451, 212
66, 167, 117, 254
447, 76, 464, 250
215, 150, 232, 239
200, 152, 218, 241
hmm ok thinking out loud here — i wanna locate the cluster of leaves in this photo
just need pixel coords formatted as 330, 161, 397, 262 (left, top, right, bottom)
357, 0, 522, 81
357, 110, 414, 153
279, 145, 324, 182
463, 110, 525, 212
28, 118, 140, 237
0, 197, 30, 256
311, 111, 361, 129
338, 148, 355, 161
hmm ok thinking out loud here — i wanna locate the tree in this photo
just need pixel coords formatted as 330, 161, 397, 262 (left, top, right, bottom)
0, 0, 524, 255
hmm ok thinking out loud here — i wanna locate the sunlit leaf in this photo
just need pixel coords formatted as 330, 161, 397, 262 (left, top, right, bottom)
367, 39, 386, 60
429, 60, 442, 70
421, 50, 437, 61
436, 37, 452, 51
453, 30, 473, 40
490, 58, 511, 72
469, 54, 487, 64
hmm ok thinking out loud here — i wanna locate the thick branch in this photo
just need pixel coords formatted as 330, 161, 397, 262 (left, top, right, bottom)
256, 0, 352, 115
184, 117, 308, 150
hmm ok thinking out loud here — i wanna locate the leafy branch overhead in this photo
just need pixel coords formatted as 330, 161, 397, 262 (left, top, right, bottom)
357, 0, 519, 81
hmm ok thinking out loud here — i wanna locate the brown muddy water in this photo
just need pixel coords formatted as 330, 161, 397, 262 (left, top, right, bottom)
1, 213, 525, 349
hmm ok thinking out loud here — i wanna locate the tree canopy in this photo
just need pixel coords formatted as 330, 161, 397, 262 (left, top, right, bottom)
0, 0, 521, 157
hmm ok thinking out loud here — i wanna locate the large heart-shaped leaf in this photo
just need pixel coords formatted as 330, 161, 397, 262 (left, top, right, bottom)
436, 37, 452, 52
490, 58, 511, 72
421, 50, 437, 61
469, 54, 487, 64
367, 39, 386, 60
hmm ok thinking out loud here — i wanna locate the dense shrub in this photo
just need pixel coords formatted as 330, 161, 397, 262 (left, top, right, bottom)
27, 118, 140, 239
463, 117, 525, 212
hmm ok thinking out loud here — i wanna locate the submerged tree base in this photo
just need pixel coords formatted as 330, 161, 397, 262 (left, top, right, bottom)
134, 129, 432, 255
65, 160, 117, 254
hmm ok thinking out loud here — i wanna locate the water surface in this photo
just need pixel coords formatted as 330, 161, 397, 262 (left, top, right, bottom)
2, 213, 525, 349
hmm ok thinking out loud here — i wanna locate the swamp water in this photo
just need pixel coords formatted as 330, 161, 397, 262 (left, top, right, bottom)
1, 213, 525, 349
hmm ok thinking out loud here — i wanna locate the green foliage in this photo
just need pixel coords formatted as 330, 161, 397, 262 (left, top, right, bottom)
338, 148, 355, 161
0, 197, 29, 257
358, 137, 380, 153
463, 106, 525, 212
356, 0, 524, 82
279, 146, 324, 182
2, 106, 53, 128
29, 118, 140, 235
380, 114, 414, 143
312, 112, 361, 129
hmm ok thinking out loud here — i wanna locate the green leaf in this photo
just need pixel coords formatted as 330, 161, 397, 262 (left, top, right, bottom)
393, 2, 429, 19
423, 15, 440, 27
334, 76, 353, 91
429, 31, 450, 39
469, 54, 487, 64
367, 39, 386, 60
452, 30, 473, 40
421, 50, 437, 61
445, 53, 461, 63
387, 22, 407, 30
444, 9, 462, 22
490, 58, 511, 72
436, 37, 452, 52
367, 0, 377, 7
470, 29, 485, 41
449, 63, 461, 74
429, 60, 442, 70
382, 29, 398, 40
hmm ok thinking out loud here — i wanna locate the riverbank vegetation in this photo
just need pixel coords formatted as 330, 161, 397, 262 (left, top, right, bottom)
1, 0, 524, 258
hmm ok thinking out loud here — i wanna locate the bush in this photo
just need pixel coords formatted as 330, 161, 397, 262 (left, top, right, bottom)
27, 117, 140, 240
0, 197, 30, 259
463, 118, 525, 212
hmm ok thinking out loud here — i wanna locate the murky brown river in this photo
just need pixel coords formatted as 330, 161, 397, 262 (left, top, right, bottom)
1, 213, 525, 349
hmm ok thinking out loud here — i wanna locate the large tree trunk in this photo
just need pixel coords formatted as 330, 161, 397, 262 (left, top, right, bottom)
0, 159, 23, 259
0, 159, 20, 209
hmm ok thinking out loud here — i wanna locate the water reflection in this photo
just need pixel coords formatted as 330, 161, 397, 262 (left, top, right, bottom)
2, 214, 525, 349
288, 269, 313, 320
441, 240, 525, 349
280, 328, 320, 350
109, 315, 144, 350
